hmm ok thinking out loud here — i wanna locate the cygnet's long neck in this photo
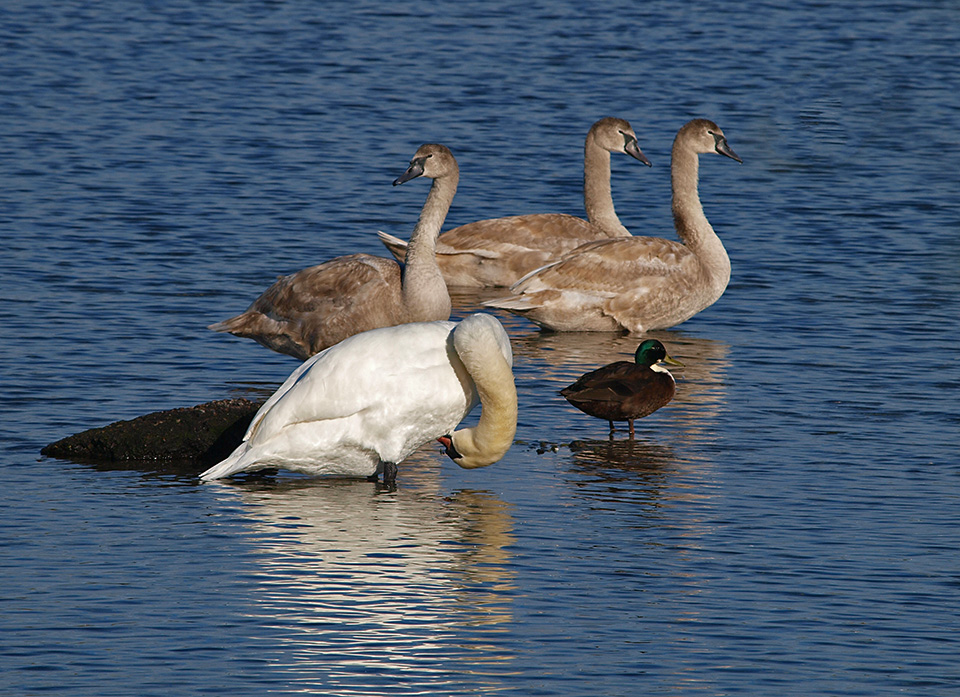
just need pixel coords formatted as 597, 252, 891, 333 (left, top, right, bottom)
450, 331, 517, 469
583, 134, 630, 238
401, 173, 457, 321
671, 140, 730, 294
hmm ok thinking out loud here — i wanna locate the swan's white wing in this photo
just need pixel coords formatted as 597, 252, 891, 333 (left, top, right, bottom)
201, 317, 505, 480
247, 321, 457, 439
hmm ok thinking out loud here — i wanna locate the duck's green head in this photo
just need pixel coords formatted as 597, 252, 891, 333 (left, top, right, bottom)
635, 339, 683, 368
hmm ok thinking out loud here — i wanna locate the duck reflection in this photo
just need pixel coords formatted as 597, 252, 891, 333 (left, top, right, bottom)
476, 318, 731, 514
207, 448, 517, 676
563, 437, 688, 505
569, 437, 676, 471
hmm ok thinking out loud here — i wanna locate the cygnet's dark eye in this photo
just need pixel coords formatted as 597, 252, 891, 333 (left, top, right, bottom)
708, 130, 741, 162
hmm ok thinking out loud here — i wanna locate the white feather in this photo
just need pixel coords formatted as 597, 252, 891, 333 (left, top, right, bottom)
200, 314, 514, 481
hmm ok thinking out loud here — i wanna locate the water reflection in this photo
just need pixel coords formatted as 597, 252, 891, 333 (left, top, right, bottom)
500, 322, 730, 521
562, 437, 709, 509
208, 450, 518, 690
509, 318, 731, 447
568, 437, 675, 471
516, 328, 729, 401
450, 285, 731, 425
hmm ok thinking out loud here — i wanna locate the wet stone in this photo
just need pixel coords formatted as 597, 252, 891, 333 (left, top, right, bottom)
41, 398, 263, 467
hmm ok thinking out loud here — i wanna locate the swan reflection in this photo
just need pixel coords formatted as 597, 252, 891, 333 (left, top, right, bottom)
208, 450, 517, 685
504, 322, 731, 447
513, 328, 728, 407
453, 288, 729, 417
478, 320, 731, 519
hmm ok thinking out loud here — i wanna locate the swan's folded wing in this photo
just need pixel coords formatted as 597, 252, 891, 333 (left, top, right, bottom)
253, 254, 400, 319
246, 321, 458, 443
440, 214, 603, 257
211, 254, 404, 359
483, 237, 703, 333
513, 237, 695, 294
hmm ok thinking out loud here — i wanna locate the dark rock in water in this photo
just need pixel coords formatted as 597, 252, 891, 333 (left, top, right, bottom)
41, 398, 263, 468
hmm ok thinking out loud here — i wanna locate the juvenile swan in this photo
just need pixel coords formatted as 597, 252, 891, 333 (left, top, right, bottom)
378, 117, 651, 288
199, 313, 518, 484
208, 144, 458, 360
485, 119, 741, 333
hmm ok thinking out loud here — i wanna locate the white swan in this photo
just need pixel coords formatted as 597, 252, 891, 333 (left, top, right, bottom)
484, 119, 741, 333
208, 143, 458, 360
377, 117, 651, 288
199, 313, 518, 484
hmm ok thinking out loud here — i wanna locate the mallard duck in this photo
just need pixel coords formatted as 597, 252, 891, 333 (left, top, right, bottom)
485, 119, 741, 332
377, 117, 651, 287
560, 339, 681, 438
208, 143, 458, 360
200, 313, 518, 485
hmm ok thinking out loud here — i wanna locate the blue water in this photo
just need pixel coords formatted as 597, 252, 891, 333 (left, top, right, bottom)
3, 1, 959, 695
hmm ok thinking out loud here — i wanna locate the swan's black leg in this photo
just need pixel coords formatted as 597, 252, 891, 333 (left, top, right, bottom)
382, 461, 398, 485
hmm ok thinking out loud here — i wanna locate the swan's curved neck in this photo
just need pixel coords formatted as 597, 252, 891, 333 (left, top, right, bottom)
402, 173, 457, 320
671, 144, 730, 290
583, 135, 629, 238
450, 336, 517, 469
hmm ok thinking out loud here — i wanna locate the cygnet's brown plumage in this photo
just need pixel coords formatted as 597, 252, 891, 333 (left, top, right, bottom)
485, 119, 741, 333
209, 144, 458, 360
378, 117, 651, 288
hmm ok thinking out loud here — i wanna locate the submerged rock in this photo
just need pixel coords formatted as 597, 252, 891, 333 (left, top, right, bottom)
41, 398, 262, 468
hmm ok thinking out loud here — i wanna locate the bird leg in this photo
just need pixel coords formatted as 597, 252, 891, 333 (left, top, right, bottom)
608, 421, 616, 437
628, 420, 635, 439
382, 461, 398, 485
367, 461, 398, 485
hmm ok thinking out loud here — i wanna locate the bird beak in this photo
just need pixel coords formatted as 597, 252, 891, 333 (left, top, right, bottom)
393, 157, 426, 186
624, 137, 652, 167
437, 434, 462, 461
662, 355, 684, 367
715, 136, 742, 163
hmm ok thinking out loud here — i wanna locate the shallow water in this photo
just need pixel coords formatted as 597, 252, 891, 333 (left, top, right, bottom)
3, 1, 960, 695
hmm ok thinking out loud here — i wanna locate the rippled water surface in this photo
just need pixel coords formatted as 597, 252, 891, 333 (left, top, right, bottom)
3, 1, 959, 695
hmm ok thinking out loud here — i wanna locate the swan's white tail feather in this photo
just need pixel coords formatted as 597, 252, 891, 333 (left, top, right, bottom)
199, 443, 252, 481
